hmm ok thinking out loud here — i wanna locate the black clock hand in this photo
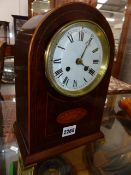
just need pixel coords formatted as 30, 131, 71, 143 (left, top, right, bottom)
80, 44, 89, 59
76, 58, 89, 71
76, 34, 93, 70
80, 34, 93, 59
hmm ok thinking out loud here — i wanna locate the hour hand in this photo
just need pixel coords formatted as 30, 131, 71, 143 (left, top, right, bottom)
76, 58, 89, 71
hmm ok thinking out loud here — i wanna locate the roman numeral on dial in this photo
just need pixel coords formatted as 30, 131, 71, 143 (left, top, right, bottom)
86, 34, 94, 45
93, 60, 99, 64
89, 68, 95, 76
73, 80, 77, 88
55, 68, 63, 78
63, 76, 69, 86
57, 45, 65, 50
92, 48, 98, 53
53, 58, 61, 64
79, 31, 84, 41
84, 77, 87, 82
67, 33, 74, 43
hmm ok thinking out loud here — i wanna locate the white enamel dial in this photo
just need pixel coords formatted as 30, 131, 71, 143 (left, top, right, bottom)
45, 20, 110, 97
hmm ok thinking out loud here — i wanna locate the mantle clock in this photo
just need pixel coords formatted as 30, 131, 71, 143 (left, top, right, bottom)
14, 2, 114, 166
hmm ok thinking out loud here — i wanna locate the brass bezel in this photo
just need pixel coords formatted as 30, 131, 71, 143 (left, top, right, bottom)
45, 20, 110, 97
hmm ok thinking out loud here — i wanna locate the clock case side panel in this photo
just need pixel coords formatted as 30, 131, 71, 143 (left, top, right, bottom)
13, 14, 50, 163
28, 2, 114, 156
14, 16, 44, 156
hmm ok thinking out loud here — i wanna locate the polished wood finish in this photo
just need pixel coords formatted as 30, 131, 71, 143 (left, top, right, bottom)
111, 0, 131, 78
14, 2, 114, 166
14, 123, 103, 165
4, 44, 14, 57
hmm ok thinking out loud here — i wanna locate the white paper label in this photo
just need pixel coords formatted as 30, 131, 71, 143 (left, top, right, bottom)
62, 125, 76, 137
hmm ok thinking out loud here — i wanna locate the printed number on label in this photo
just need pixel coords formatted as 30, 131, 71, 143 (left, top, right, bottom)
62, 125, 76, 137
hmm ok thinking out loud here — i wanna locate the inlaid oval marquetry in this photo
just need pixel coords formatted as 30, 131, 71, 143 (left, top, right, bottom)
56, 108, 87, 124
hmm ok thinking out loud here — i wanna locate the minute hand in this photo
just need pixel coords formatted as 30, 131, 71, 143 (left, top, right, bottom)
80, 36, 93, 59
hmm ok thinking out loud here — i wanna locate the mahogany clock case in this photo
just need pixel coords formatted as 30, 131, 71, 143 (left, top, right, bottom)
14, 2, 114, 165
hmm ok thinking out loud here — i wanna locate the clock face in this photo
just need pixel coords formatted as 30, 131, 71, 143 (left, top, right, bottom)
45, 20, 110, 97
